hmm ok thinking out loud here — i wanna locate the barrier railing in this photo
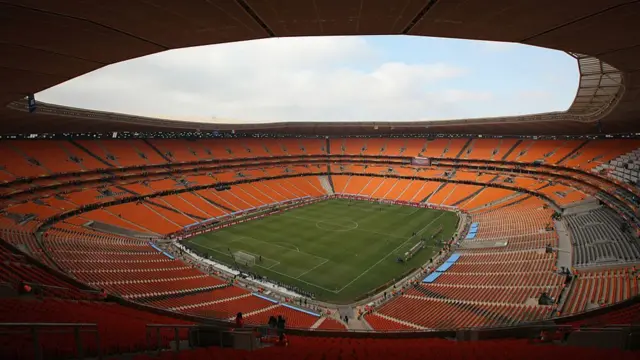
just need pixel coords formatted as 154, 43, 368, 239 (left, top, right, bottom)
0, 322, 100, 360
145, 324, 198, 356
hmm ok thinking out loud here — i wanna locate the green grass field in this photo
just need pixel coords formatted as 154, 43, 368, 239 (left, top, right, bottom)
185, 199, 458, 303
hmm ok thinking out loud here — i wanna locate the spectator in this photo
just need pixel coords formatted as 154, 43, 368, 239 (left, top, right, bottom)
276, 333, 289, 347
268, 316, 277, 329
277, 315, 285, 336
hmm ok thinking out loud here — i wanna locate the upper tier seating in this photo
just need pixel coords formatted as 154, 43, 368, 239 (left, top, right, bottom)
562, 140, 640, 171
595, 147, 640, 186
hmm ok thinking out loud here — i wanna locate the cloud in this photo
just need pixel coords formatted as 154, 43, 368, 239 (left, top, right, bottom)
479, 40, 517, 52
37, 36, 574, 123
514, 90, 554, 101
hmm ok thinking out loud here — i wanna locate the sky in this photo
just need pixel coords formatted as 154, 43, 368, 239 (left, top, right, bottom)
37, 35, 579, 123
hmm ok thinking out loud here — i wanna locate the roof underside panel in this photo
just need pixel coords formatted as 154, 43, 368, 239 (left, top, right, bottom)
245, 0, 426, 36
523, 3, 640, 59
408, 0, 632, 45
3, 0, 269, 48
0, 0, 639, 135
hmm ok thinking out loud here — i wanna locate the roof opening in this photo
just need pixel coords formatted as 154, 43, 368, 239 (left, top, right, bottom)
37, 35, 579, 124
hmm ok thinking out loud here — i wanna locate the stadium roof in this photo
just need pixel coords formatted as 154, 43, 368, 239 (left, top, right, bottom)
1, 1, 639, 136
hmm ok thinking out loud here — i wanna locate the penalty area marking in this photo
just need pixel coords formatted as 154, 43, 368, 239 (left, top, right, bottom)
212, 230, 307, 256
230, 236, 318, 259
188, 240, 281, 268
205, 231, 327, 264
295, 258, 329, 279
272, 242, 300, 252
336, 212, 446, 293
187, 240, 337, 293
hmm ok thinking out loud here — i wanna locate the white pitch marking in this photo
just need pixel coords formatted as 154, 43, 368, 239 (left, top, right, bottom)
296, 258, 329, 279
283, 213, 405, 239
336, 212, 446, 293
188, 241, 337, 293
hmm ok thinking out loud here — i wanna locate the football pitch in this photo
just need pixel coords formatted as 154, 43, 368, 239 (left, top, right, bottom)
185, 199, 458, 303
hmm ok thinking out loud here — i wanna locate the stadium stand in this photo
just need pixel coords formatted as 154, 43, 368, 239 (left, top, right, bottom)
123, 336, 639, 360
595, 147, 640, 186
565, 207, 640, 267
4, 0, 640, 356
314, 317, 347, 331
367, 196, 565, 329
0, 239, 192, 359
562, 267, 639, 315
0, 137, 639, 359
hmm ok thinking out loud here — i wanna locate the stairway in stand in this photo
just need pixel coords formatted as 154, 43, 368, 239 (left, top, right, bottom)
318, 175, 335, 195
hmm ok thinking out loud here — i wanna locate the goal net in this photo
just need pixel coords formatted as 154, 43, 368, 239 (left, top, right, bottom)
233, 251, 256, 267
404, 240, 425, 261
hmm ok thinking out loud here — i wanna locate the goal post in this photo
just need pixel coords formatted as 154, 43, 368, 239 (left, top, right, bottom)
404, 240, 425, 261
233, 251, 256, 267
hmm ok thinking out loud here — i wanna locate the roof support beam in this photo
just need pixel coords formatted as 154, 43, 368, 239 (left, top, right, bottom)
402, 0, 439, 34
0, 2, 169, 50
234, 0, 276, 37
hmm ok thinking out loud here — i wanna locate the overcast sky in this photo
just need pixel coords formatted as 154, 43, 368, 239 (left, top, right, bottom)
37, 35, 579, 123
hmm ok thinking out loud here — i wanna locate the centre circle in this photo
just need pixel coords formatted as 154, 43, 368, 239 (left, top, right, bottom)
316, 219, 359, 232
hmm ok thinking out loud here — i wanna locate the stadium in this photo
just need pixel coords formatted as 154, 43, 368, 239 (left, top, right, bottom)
1, 1, 640, 359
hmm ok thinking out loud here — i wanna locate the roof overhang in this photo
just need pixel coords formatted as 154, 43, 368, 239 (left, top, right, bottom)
1, 0, 639, 135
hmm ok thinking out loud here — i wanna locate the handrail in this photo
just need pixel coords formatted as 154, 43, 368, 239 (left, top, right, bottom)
142, 322, 579, 342
21, 281, 71, 291
0, 322, 97, 327
146, 324, 200, 328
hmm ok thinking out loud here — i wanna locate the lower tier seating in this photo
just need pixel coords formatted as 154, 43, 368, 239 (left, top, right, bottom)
179, 294, 276, 319
244, 305, 319, 329
315, 317, 347, 331
569, 301, 640, 326
562, 267, 639, 315
376, 296, 552, 329
0, 242, 98, 300
365, 313, 417, 331
0, 298, 190, 359
128, 336, 638, 360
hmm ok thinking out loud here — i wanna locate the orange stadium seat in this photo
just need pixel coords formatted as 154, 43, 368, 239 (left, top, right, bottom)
0, 135, 638, 358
